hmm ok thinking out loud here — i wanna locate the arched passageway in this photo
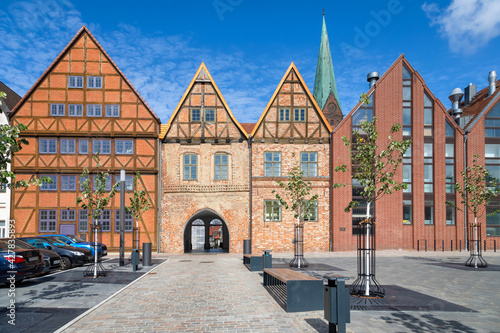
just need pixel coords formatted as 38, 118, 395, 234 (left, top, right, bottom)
183, 209, 230, 253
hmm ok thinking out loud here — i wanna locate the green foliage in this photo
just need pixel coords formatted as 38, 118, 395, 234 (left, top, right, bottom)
126, 171, 152, 226
334, 94, 411, 214
0, 91, 51, 189
76, 154, 118, 223
447, 155, 500, 223
273, 158, 318, 223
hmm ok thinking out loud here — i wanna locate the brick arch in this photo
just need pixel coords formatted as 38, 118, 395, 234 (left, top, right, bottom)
182, 208, 230, 253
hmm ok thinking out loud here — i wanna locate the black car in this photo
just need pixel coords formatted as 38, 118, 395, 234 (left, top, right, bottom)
0, 239, 45, 284
20, 237, 93, 270
9, 239, 62, 272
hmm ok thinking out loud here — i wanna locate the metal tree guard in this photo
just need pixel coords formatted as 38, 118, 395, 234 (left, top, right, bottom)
289, 223, 309, 268
465, 223, 488, 268
350, 219, 384, 298
84, 223, 106, 278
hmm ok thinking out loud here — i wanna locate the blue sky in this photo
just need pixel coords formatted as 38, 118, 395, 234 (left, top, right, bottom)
1, 0, 500, 124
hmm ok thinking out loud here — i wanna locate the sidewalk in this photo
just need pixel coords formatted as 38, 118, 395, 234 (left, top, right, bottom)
58, 251, 500, 333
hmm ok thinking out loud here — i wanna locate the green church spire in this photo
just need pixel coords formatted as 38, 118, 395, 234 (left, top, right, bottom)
313, 14, 341, 112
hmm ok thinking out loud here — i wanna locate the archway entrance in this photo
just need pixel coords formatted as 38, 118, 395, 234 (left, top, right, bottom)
184, 209, 230, 253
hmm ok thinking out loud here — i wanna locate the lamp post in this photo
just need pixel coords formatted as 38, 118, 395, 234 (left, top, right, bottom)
119, 169, 125, 266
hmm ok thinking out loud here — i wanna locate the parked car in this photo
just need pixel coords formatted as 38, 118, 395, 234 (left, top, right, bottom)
0, 239, 45, 284
44, 234, 107, 259
20, 237, 93, 270
7, 239, 62, 272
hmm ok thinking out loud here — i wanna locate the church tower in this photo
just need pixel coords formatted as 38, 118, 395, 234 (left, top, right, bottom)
313, 14, 343, 128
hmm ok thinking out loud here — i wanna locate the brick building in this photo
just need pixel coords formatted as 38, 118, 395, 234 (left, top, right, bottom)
9, 27, 161, 251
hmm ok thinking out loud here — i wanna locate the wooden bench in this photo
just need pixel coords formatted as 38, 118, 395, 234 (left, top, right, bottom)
243, 254, 263, 271
263, 268, 323, 312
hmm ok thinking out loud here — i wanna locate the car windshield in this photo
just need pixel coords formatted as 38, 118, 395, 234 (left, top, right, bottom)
0, 239, 34, 250
45, 237, 68, 247
67, 235, 86, 243
14, 240, 36, 249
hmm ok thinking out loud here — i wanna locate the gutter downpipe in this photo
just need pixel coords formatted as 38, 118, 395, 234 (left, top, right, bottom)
157, 137, 162, 253
248, 135, 253, 248
464, 130, 469, 250
329, 130, 333, 252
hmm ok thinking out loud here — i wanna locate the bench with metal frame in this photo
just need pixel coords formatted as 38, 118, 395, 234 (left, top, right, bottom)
243, 254, 263, 271
263, 268, 323, 312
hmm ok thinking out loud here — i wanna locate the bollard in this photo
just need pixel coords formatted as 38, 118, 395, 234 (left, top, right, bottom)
417, 240, 419, 252
460, 240, 462, 252
324, 275, 350, 333
131, 249, 139, 272
243, 239, 251, 255
442, 240, 444, 252
143, 242, 152, 267
262, 250, 272, 269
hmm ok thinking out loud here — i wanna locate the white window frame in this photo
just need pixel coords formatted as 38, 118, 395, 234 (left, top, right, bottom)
39, 139, 57, 154
68, 75, 83, 88
68, 104, 83, 117
50, 104, 65, 117
87, 104, 102, 117
105, 105, 120, 117
115, 140, 133, 155
60, 139, 76, 154
87, 76, 103, 89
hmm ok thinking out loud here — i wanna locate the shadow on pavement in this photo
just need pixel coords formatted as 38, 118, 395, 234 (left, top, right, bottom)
380, 312, 478, 333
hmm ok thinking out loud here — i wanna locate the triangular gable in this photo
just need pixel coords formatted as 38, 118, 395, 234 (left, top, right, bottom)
163, 62, 248, 141
251, 62, 332, 140
9, 26, 160, 124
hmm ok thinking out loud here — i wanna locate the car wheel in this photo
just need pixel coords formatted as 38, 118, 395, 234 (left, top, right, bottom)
60, 257, 72, 270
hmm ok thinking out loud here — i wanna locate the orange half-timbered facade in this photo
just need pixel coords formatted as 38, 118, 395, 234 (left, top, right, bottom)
250, 63, 332, 253
9, 27, 161, 251
161, 63, 250, 253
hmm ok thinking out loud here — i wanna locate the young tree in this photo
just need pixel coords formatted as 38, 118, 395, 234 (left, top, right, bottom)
447, 154, 500, 268
334, 93, 411, 296
273, 157, 318, 268
76, 154, 118, 277
0, 91, 48, 188
127, 171, 152, 249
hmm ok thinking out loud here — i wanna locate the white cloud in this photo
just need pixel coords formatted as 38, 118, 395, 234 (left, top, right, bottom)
423, 0, 500, 54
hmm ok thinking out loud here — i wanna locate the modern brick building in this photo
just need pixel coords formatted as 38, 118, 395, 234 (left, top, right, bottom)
9, 27, 161, 250
6, 18, 500, 253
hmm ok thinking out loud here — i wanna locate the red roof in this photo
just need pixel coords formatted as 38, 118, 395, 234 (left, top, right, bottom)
454, 80, 500, 130
240, 123, 256, 134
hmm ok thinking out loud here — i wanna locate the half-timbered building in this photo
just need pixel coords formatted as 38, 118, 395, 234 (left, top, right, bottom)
9, 27, 161, 251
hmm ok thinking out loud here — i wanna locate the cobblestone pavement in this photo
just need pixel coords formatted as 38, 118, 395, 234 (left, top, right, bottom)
58, 251, 500, 333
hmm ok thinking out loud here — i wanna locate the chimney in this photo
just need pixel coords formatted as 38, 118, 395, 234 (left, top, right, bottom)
367, 71, 380, 89
449, 87, 464, 123
464, 83, 477, 106
489, 71, 497, 97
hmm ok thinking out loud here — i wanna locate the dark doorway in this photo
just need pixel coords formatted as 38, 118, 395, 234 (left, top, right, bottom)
183, 209, 230, 253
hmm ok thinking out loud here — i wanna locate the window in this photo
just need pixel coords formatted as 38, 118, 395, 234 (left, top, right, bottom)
93, 140, 111, 154
352, 94, 373, 133
68, 76, 83, 88
446, 203, 455, 225
301, 200, 318, 222
87, 104, 102, 117
39, 139, 57, 154
424, 93, 433, 136
264, 200, 281, 222
0, 183, 6, 193
115, 175, 134, 191
352, 197, 374, 234
105, 105, 120, 117
93, 175, 112, 191
79, 210, 88, 232
68, 104, 83, 116
205, 109, 215, 122
115, 210, 133, 232
191, 109, 201, 122
183, 154, 198, 180
214, 154, 228, 180
61, 175, 77, 191
60, 210, 76, 221
403, 144, 412, 193
60, 139, 76, 154
402, 65, 412, 137
485, 103, 500, 137
96, 210, 111, 232
487, 204, 500, 236
264, 152, 281, 177
41, 175, 57, 191
424, 143, 433, 193
115, 140, 133, 155
403, 200, 412, 224
50, 104, 65, 116
39, 210, 57, 232
79, 140, 89, 154
300, 152, 317, 177
279, 108, 290, 122
424, 200, 434, 225
294, 108, 305, 122
79, 175, 89, 191
87, 76, 102, 89
446, 121, 455, 137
